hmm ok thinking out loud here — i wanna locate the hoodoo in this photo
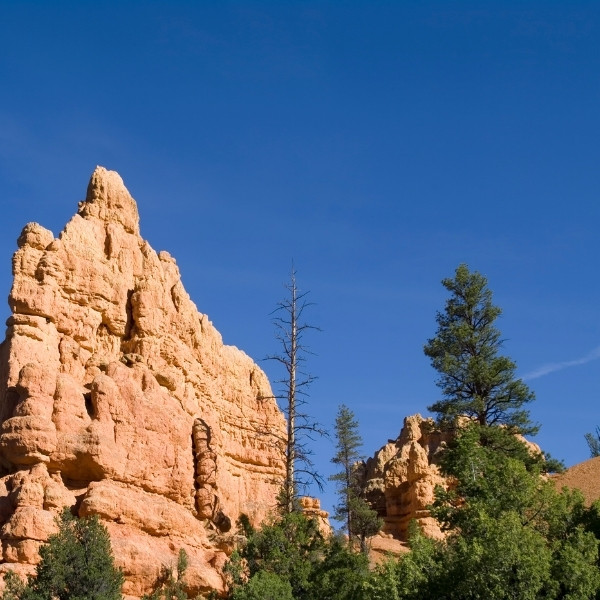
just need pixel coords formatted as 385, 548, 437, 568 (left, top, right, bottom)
0, 167, 286, 597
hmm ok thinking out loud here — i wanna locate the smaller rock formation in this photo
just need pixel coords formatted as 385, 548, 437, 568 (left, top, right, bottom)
361, 414, 451, 540
361, 414, 547, 542
299, 496, 331, 536
368, 532, 409, 564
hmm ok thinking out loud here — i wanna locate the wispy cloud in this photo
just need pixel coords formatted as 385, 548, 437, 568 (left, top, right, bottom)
523, 345, 600, 381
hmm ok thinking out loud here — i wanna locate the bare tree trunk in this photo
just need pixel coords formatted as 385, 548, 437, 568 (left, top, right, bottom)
285, 272, 297, 514
267, 267, 324, 514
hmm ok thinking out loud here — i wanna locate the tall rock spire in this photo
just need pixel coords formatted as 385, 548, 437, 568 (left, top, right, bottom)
0, 168, 286, 597
79, 166, 140, 235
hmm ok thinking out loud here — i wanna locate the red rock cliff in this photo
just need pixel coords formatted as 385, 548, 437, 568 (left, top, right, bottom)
0, 167, 286, 597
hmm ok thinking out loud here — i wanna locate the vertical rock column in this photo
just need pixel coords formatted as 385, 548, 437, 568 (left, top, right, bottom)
192, 418, 231, 532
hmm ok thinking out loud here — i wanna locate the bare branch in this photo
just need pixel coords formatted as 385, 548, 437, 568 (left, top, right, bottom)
260, 267, 326, 513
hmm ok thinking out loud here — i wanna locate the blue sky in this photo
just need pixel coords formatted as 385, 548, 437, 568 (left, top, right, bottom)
1, 1, 599, 515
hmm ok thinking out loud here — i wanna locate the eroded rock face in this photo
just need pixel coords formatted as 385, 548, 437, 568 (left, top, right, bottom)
0, 167, 286, 597
361, 414, 451, 541
362, 415, 546, 543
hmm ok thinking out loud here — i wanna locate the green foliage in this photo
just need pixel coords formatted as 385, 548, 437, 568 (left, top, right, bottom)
142, 549, 189, 600
394, 523, 447, 599
224, 429, 600, 600
227, 512, 372, 600
308, 536, 369, 600
424, 264, 536, 434
223, 549, 246, 591
232, 511, 325, 600
230, 571, 293, 600
431, 425, 600, 599
585, 426, 600, 458
359, 425, 600, 600
431, 424, 545, 532
548, 525, 600, 600
2, 508, 123, 600
447, 510, 553, 600
364, 523, 446, 600
1, 572, 27, 600
330, 404, 382, 551
362, 559, 402, 600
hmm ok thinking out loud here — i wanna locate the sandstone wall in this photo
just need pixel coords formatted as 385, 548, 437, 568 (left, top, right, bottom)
0, 167, 286, 597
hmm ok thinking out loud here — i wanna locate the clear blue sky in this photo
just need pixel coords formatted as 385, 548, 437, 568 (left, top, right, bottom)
1, 1, 599, 515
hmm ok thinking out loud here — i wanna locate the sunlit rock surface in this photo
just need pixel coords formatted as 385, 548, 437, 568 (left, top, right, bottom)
0, 167, 286, 597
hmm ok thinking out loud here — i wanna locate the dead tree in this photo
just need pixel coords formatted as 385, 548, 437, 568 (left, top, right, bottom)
266, 267, 325, 514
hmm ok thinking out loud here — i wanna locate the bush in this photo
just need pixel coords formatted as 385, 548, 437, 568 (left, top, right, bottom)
2, 508, 123, 600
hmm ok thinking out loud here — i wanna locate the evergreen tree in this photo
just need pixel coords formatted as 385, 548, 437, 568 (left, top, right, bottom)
2, 508, 123, 600
228, 511, 325, 600
330, 405, 362, 539
584, 426, 600, 457
330, 404, 381, 551
424, 263, 536, 434
347, 495, 382, 553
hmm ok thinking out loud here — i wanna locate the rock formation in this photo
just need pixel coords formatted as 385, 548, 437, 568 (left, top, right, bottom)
361, 414, 451, 540
0, 167, 287, 597
298, 496, 332, 536
361, 414, 546, 542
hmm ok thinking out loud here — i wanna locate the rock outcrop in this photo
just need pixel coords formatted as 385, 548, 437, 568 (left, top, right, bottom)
299, 496, 332, 536
361, 414, 451, 540
362, 414, 546, 542
0, 167, 286, 597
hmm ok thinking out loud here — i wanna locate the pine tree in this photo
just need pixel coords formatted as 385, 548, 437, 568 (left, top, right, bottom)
2, 508, 123, 600
330, 404, 381, 551
424, 264, 536, 434
584, 426, 600, 457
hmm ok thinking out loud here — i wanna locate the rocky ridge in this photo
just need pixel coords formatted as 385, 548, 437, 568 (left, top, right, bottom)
0, 167, 286, 597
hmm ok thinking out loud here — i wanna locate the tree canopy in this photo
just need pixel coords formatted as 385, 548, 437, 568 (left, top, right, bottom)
424, 263, 536, 434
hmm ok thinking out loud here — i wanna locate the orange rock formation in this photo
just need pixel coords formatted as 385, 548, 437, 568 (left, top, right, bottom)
362, 414, 451, 540
362, 414, 547, 543
0, 167, 286, 597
